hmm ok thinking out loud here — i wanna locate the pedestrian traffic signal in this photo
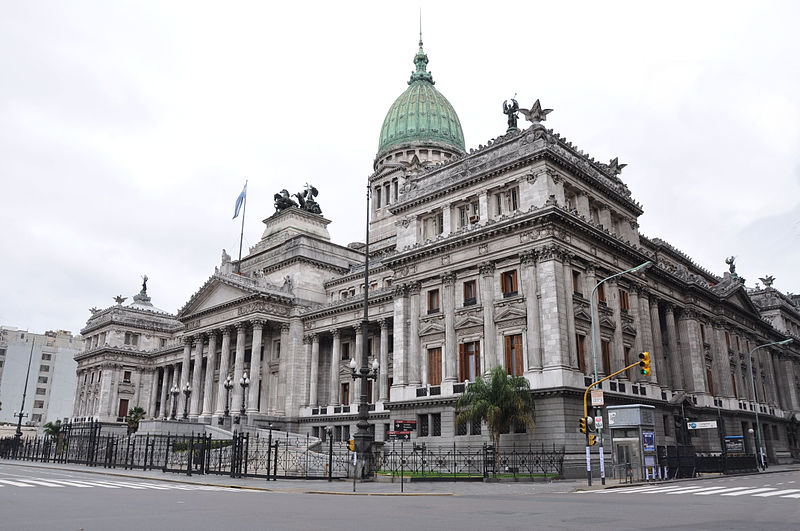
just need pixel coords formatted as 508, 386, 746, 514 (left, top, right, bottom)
579, 417, 588, 434
639, 351, 651, 375
588, 434, 597, 446
348, 439, 355, 452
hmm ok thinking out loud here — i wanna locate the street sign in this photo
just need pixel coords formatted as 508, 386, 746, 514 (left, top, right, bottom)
590, 390, 604, 407
394, 420, 417, 431
594, 416, 603, 430
387, 430, 411, 441
687, 420, 717, 430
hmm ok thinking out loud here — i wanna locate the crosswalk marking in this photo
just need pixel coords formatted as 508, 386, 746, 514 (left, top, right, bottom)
720, 488, 776, 496
752, 489, 800, 497
0, 479, 35, 487
41, 479, 94, 488
664, 486, 721, 494
780, 492, 800, 498
691, 486, 750, 495
16, 479, 65, 487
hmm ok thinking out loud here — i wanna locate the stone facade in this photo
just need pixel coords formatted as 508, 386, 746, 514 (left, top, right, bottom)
73, 40, 800, 473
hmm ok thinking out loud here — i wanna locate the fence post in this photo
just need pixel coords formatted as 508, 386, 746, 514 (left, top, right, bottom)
273, 441, 279, 480
187, 434, 194, 477
243, 433, 249, 477
163, 434, 171, 472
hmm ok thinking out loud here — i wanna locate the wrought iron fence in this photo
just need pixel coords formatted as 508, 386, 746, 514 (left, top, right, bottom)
1, 425, 564, 481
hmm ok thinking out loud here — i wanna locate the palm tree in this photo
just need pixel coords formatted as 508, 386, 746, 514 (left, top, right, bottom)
43, 420, 62, 439
125, 407, 146, 434
455, 366, 536, 455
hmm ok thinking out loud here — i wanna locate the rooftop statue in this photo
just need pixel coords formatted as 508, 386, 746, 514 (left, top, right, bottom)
725, 256, 737, 276
141, 274, 148, 295
114, 295, 127, 304
274, 189, 299, 212
759, 275, 775, 288
503, 97, 519, 132
519, 99, 553, 125
607, 157, 628, 176
274, 184, 322, 215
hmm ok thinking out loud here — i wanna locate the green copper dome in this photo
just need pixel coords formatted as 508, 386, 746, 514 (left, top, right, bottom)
376, 39, 465, 161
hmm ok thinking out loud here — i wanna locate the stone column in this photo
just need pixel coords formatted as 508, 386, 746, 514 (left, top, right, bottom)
231, 322, 247, 413
214, 327, 232, 417
536, 245, 570, 369
160, 365, 170, 419
247, 320, 264, 414
149, 368, 160, 418
608, 279, 625, 376
308, 333, 319, 407
521, 251, 542, 371
664, 304, 684, 391
330, 329, 341, 405
392, 284, 410, 388
170, 363, 180, 418
201, 332, 218, 419
108, 364, 120, 419
260, 329, 272, 412
442, 272, 457, 382
712, 323, 734, 398
178, 338, 192, 414
379, 319, 389, 401
628, 288, 643, 382
189, 334, 204, 418
409, 282, 421, 385
637, 289, 657, 383
562, 259, 577, 370
678, 312, 707, 394
649, 297, 668, 387
779, 356, 799, 410
353, 324, 363, 403
277, 322, 290, 415
479, 262, 496, 370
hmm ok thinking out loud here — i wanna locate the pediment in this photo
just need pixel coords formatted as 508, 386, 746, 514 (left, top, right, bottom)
420, 321, 445, 336
598, 316, 616, 330
495, 305, 526, 322
455, 315, 484, 329
179, 278, 257, 318
574, 307, 592, 323
621, 323, 638, 336
723, 287, 761, 316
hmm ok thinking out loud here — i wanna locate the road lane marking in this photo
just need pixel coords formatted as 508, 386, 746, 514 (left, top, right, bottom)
780, 492, 800, 498
39, 479, 94, 488
0, 479, 34, 487
91, 481, 147, 489
632, 486, 701, 494
753, 489, 800, 497
15, 479, 65, 487
720, 488, 776, 496
693, 487, 751, 495
664, 487, 724, 494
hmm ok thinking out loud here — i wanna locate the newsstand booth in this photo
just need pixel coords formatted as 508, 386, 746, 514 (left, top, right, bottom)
607, 404, 657, 482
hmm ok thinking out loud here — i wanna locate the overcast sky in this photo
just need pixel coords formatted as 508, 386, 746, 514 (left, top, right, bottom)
2, 1, 798, 336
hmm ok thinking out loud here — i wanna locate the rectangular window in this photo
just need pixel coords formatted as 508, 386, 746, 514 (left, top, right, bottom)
504, 334, 523, 376
501, 270, 518, 297
601, 340, 611, 375
597, 284, 606, 303
624, 346, 631, 368
725, 331, 731, 348
576, 334, 586, 373
707, 369, 715, 396
393, 180, 398, 201
459, 341, 481, 382
41, 353, 52, 361
619, 289, 630, 311
572, 271, 582, 295
731, 374, 738, 398
366, 380, 374, 403
663, 415, 671, 437
342, 425, 350, 441
463, 280, 477, 306
427, 289, 440, 314
38, 376, 48, 384
509, 187, 519, 211
40, 365, 50, 372
341, 342, 350, 360
384, 183, 391, 205
275, 340, 281, 358
432, 413, 441, 436
124, 332, 131, 345
341, 383, 350, 406
456, 419, 468, 436
700, 325, 706, 343
123, 371, 132, 383
419, 414, 429, 437
375, 186, 382, 208
33, 400, 45, 409
160, 338, 167, 347
35, 388, 47, 395
428, 348, 442, 386
471, 419, 482, 435
118, 398, 129, 419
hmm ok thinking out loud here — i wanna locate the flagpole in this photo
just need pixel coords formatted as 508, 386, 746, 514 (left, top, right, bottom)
237, 180, 248, 274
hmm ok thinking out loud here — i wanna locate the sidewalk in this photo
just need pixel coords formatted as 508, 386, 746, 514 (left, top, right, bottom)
0, 460, 581, 496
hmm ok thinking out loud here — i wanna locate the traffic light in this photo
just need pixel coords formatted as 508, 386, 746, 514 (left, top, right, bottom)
639, 351, 651, 375
588, 434, 597, 446
348, 439, 355, 452
579, 417, 587, 434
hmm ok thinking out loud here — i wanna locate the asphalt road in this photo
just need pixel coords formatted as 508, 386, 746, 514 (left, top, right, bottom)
0, 464, 797, 531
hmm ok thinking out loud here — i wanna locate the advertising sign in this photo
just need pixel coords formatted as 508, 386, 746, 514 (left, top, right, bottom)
591, 390, 604, 407
724, 436, 745, 455
642, 431, 655, 453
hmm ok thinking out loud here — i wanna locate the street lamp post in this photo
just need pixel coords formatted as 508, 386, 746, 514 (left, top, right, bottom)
326, 426, 334, 482
590, 260, 652, 485
170, 385, 179, 420
13, 339, 36, 449
747, 338, 792, 470
239, 371, 250, 421
182, 383, 191, 420
223, 375, 233, 418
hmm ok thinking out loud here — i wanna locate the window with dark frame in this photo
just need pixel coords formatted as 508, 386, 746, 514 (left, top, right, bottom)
341, 383, 350, 405
619, 289, 630, 311
428, 289, 440, 314
419, 414, 429, 436
576, 333, 586, 373
706, 369, 715, 396
341, 342, 350, 360
601, 340, 611, 375
428, 348, 442, 386
463, 280, 477, 306
624, 346, 631, 368
501, 270, 518, 297
123, 370, 132, 383
432, 413, 441, 436
504, 334, 523, 376
459, 341, 481, 382
597, 284, 606, 303
572, 270, 582, 295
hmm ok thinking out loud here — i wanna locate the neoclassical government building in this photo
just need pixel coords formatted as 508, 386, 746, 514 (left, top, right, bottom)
73, 37, 800, 468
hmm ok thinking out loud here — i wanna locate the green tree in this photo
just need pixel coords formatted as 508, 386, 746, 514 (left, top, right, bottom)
43, 420, 62, 438
125, 407, 146, 434
455, 366, 536, 455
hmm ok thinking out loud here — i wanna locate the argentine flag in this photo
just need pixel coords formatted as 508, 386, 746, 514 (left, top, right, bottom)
233, 182, 247, 219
